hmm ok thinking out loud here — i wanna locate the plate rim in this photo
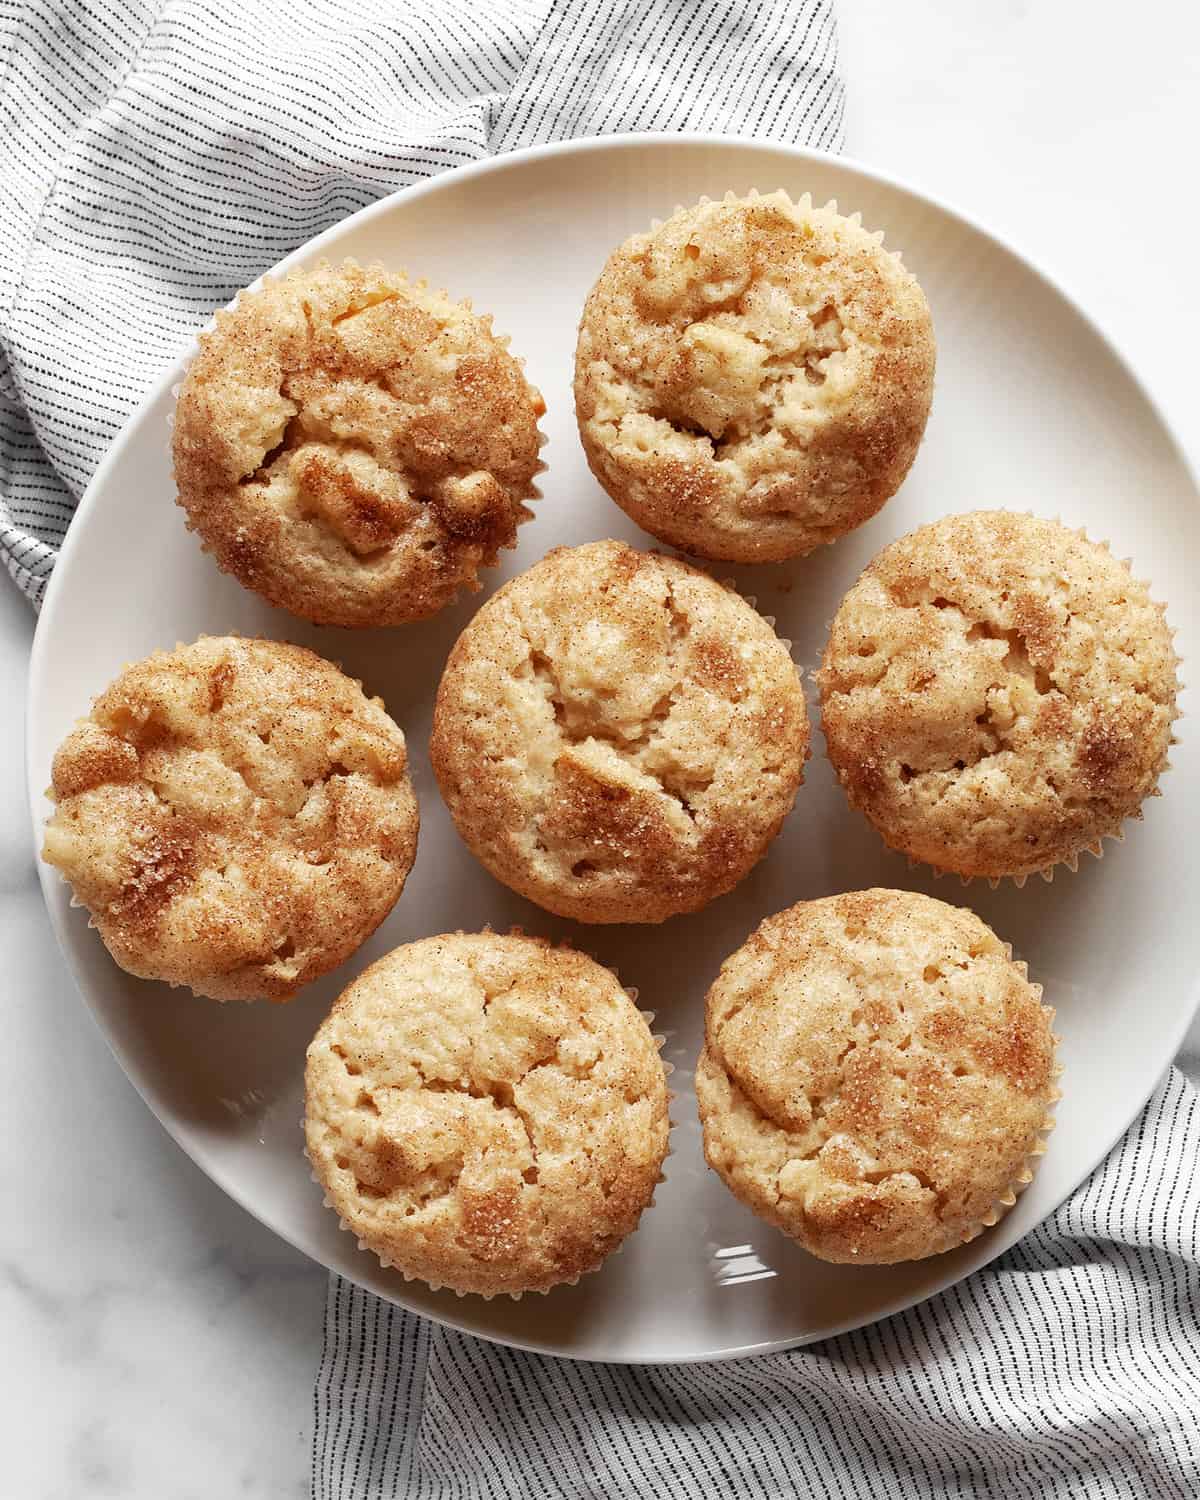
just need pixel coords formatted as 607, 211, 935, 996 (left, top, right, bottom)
26, 130, 1200, 1364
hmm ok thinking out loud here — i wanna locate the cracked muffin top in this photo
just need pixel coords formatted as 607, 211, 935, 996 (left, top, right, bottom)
429, 539, 810, 924
304, 931, 670, 1296
818, 511, 1178, 881
41, 636, 418, 1001
574, 190, 935, 563
173, 260, 545, 627
695, 889, 1058, 1264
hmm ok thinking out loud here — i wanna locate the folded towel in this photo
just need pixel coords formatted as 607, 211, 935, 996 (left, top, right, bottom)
313, 1070, 1200, 1499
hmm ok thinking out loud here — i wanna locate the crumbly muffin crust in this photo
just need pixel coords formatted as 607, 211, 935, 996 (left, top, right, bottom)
430, 539, 809, 924
173, 260, 545, 626
696, 889, 1057, 1264
574, 190, 935, 562
818, 511, 1178, 880
304, 932, 669, 1296
42, 636, 418, 1001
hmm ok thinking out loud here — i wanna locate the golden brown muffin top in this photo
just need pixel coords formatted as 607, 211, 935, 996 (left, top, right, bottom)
304, 932, 669, 1297
173, 260, 545, 626
818, 510, 1178, 880
430, 539, 809, 924
574, 190, 935, 562
42, 636, 418, 1001
696, 889, 1058, 1264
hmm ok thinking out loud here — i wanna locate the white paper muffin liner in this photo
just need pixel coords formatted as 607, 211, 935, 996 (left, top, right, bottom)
652, 188, 911, 274
962, 973, 1062, 1245
302, 927, 672, 1300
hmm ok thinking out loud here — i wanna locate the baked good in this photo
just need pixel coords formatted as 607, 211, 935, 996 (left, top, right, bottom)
173, 260, 545, 626
41, 635, 418, 1001
429, 538, 809, 923
304, 931, 669, 1296
574, 189, 935, 562
818, 510, 1178, 881
696, 889, 1058, 1264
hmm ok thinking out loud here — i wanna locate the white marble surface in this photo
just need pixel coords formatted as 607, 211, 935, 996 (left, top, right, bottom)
3, 2, 1197, 1493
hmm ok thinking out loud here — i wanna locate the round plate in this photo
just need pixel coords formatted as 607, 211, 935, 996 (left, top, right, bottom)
28, 135, 1199, 1363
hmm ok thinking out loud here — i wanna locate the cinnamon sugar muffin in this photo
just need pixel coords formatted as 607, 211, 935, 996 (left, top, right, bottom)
696, 890, 1059, 1264
173, 260, 545, 626
819, 511, 1179, 881
574, 190, 935, 563
430, 539, 809, 924
304, 932, 670, 1297
41, 636, 419, 1001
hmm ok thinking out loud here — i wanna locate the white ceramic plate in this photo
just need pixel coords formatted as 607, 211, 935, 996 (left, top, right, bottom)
28, 135, 1199, 1363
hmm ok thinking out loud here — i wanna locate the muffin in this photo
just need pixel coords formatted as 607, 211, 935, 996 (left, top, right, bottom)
430, 539, 809, 923
173, 260, 545, 626
819, 511, 1179, 882
574, 189, 935, 563
696, 889, 1059, 1264
41, 636, 419, 1001
304, 931, 670, 1296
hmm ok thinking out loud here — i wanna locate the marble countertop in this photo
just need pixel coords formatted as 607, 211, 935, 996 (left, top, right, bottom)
4, 2, 1197, 1494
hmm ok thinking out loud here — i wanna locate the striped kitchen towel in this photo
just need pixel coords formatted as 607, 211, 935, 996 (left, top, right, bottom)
313, 1065, 1200, 1498
4, 3, 1197, 1499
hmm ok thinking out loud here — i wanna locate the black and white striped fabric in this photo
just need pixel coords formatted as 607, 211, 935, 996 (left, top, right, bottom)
316, 1066, 1200, 1499
0, 0, 843, 604
5, 3, 1198, 1497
